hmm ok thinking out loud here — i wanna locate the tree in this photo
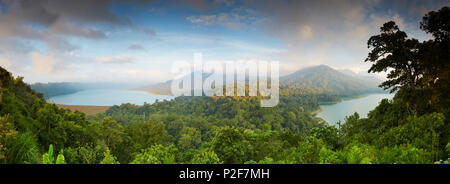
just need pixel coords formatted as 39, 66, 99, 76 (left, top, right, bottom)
0, 115, 17, 162
191, 151, 223, 164
420, 7, 450, 42
365, 21, 422, 92
211, 127, 249, 164
130, 144, 177, 164
126, 121, 169, 151
178, 127, 202, 151
100, 148, 120, 164
365, 6, 450, 114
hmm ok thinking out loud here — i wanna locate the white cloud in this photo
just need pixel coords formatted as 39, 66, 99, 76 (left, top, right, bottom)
299, 25, 313, 40
94, 56, 134, 64
106, 69, 174, 83
0, 57, 12, 70
186, 7, 262, 29
187, 15, 217, 25
31, 52, 57, 75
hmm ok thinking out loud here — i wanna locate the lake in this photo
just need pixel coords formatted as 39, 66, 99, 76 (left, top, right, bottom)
48, 89, 174, 106
315, 93, 395, 125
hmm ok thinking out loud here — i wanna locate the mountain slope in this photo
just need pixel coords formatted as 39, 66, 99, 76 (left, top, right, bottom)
140, 65, 385, 97
280, 65, 384, 97
137, 72, 213, 95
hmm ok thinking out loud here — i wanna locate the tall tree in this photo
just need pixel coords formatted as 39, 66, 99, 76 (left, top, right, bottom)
365, 6, 450, 114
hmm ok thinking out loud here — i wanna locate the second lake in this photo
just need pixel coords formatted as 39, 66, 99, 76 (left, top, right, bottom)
315, 93, 395, 125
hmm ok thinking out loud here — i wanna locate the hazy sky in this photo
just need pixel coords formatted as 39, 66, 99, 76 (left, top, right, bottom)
0, 0, 448, 84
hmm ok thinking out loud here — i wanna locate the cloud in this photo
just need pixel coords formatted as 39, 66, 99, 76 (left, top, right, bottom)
243, 0, 447, 72
0, 38, 34, 55
0, 0, 157, 52
94, 56, 134, 64
48, 21, 107, 39
0, 57, 12, 70
299, 25, 313, 40
180, 0, 236, 10
128, 44, 146, 51
42, 36, 80, 52
31, 52, 58, 75
107, 69, 175, 83
186, 7, 262, 29
187, 15, 217, 25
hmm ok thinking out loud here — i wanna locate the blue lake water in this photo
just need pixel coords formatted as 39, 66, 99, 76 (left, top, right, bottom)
48, 89, 174, 106
316, 93, 395, 125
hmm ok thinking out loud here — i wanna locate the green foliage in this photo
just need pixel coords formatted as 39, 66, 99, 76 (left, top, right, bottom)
375, 145, 430, 164
64, 144, 106, 164
286, 136, 325, 164
100, 148, 120, 164
191, 151, 223, 164
365, 6, 450, 114
375, 113, 445, 151
127, 121, 169, 151
280, 65, 383, 97
343, 144, 376, 164
319, 147, 341, 164
30, 82, 84, 99
5, 132, 39, 164
0, 115, 17, 162
309, 125, 340, 149
131, 144, 178, 164
211, 127, 249, 164
43, 144, 67, 164
42, 144, 54, 164
245, 157, 287, 164
178, 127, 202, 151
55, 153, 66, 164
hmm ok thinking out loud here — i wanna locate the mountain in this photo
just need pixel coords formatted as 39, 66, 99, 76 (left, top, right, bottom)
31, 82, 145, 99
280, 65, 385, 97
140, 65, 385, 97
30, 82, 85, 99
137, 72, 213, 95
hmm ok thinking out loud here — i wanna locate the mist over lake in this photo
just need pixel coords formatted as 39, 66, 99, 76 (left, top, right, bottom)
48, 89, 174, 106
316, 93, 395, 125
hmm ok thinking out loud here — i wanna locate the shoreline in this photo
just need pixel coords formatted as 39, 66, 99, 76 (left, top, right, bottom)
56, 104, 111, 115
310, 108, 322, 115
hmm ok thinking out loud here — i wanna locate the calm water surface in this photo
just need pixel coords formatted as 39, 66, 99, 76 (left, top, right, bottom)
48, 89, 174, 106
316, 93, 395, 125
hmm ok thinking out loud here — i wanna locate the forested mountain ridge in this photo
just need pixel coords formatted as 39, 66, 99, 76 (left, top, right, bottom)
280, 65, 385, 97
30, 82, 145, 99
30, 82, 85, 99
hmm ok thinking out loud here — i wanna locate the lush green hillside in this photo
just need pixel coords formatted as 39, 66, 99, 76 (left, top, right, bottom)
0, 63, 448, 164
30, 82, 142, 99
280, 65, 384, 97
30, 82, 85, 99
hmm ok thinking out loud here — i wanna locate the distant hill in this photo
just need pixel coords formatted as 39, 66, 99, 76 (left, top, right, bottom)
280, 65, 385, 97
31, 82, 144, 99
30, 82, 85, 99
137, 72, 213, 95
139, 65, 385, 97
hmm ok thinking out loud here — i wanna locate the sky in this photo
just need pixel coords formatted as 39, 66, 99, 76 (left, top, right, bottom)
0, 0, 448, 84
